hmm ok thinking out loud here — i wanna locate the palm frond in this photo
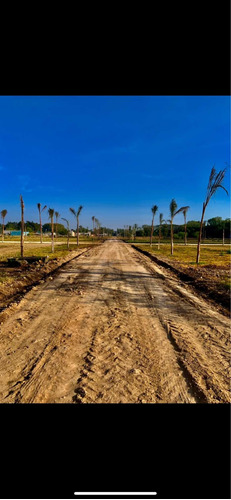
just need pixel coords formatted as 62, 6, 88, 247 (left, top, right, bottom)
170, 199, 177, 218
48, 208, 54, 219
77, 205, 83, 217
151, 205, 158, 216
41, 205, 47, 212
37, 203, 41, 211
61, 217, 69, 229
69, 207, 76, 217
175, 205, 190, 217
159, 213, 164, 225
205, 167, 228, 206
1, 209, 7, 219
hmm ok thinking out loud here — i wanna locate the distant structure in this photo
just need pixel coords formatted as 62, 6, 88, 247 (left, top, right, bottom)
8, 230, 29, 236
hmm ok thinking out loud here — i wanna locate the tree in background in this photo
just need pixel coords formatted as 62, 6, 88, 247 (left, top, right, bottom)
55, 211, 60, 241
183, 206, 190, 245
70, 205, 83, 246
92, 216, 95, 235
48, 208, 55, 253
158, 213, 164, 250
169, 199, 189, 255
1, 209, 7, 241
150, 205, 158, 246
37, 203, 47, 244
61, 218, 70, 249
196, 166, 228, 264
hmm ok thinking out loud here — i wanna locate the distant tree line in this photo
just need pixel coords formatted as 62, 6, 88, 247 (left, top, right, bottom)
1, 221, 115, 236
117, 217, 231, 239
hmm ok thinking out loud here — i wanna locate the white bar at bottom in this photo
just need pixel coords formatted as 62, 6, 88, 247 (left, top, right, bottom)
74, 493, 157, 496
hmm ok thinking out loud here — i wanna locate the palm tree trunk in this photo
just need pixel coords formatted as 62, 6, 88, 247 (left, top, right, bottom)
222, 228, 225, 245
77, 217, 79, 246
67, 231, 69, 250
171, 220, 173, 255
196, 203, 206, 264
158, 226, 161, 250
51, 219, 54, 253
150, 218, 154, 246
2, 218, 4, 241
184, 222, 187, 245
40, 212, 42, 244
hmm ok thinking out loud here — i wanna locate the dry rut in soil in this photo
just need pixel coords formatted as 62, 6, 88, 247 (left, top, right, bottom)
0, 240, 229, 404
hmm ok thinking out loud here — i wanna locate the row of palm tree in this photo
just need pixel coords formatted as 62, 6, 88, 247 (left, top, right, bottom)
149, 166, 228, 263
150, 202, 189, 254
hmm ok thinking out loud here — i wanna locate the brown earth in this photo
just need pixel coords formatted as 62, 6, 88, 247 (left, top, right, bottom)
132, 245, 230, 315
0, 240, 230, 404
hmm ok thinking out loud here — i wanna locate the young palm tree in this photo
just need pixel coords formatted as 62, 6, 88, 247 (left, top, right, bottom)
158, 213, 164, 250
61, 218, 70, 250
196, 166, 228, 264
150, 205, 158, 246
183, 206, 189, 246
55, 211, 60, 241
48, 208, 55, 253
37, 203, 47, 244
1, 209, 7, 241
169, 199, 189, 255
92, 216, 95, 236
20, 195, 24, 258
70, 205, 83, 246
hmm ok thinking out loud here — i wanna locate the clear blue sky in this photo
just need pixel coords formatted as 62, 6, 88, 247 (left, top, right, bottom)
0, 96, 230, 229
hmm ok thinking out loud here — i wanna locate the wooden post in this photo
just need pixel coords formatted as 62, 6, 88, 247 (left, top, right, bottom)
20, 195, 24, 258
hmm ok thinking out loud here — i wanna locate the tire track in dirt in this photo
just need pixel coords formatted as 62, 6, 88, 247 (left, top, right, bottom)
0, 240, 229, 403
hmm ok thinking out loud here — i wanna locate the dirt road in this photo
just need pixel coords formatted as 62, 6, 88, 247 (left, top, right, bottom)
0, 240, 229, 403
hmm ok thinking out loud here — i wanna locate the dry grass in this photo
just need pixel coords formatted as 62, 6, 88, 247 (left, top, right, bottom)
0, 241, 101, 262
133, 243, 231, 267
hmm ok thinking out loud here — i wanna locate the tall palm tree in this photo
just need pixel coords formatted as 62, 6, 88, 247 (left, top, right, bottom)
61, 218, 70, 250
1, 209, 7, 241
150, 205, 158, 246
158, 213, 164, 250
183, 206, 189, 246
55, 211, 60, 241
92, 216, 95, 236
20, 195, 24, 258
169, 199, 189, 255
70, 205, 83, 246
48, 208, 55, 253
37, 203, 47, 244
94, 218, 100, 238
196, 166, 228, 264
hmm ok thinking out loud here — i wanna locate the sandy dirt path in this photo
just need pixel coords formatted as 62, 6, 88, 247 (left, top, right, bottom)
0, 240, 229, 403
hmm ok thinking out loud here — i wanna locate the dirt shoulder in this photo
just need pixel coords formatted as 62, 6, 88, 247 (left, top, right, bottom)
0, 246, 98, 318
131, 244, 230, 316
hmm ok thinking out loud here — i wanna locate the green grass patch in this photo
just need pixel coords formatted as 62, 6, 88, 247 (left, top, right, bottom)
133, 243, 231, 267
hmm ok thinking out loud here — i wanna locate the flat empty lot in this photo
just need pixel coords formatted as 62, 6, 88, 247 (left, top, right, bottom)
0, 240, 229, 403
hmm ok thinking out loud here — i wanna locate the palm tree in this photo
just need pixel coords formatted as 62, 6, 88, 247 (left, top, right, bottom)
1, 209, 7, 241
48, 208, 55, 253
92, 216, 95, 236
61, 218, 70, 250
37, 203, 47, 244
55, 211, 60, 241
183, 206, 189, 246
169, 199, 189, 255
158, 213, 164, 250
94, 218, 100, 238
196, 166, 228, 264
20, 195, 24, 258
70, 205, 83, 246
150, 205, 158, 246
